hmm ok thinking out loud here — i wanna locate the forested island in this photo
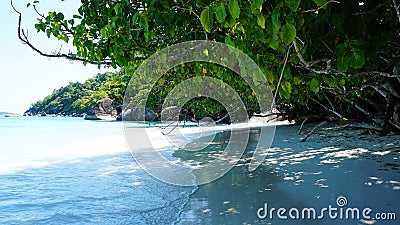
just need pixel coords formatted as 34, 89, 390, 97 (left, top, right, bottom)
24, 71, 128, 119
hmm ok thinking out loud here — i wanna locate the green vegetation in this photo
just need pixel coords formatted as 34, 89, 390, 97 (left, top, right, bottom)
15, 0, 400, 132
26, 72, 130, 115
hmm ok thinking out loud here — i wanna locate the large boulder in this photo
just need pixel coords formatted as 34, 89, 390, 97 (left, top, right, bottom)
84, 97, 118, 120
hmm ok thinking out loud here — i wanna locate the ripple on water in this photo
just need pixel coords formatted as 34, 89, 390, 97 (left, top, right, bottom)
0, 152, 196, 225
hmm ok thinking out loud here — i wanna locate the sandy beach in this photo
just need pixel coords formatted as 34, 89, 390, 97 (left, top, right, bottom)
176, 122, 400, 225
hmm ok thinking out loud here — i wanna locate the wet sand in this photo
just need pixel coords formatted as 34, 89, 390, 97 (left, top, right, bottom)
175, 123, 400, 225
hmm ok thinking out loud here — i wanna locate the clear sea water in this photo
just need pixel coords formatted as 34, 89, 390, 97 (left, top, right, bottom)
1, 116, 399, 225
0, 116, 195, 224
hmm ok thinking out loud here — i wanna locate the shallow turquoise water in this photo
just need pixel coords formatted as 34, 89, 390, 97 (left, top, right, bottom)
0, 116, 195, 224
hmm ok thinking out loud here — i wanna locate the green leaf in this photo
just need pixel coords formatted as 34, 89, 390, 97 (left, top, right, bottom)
282, 81, 292, 93
251, 0, 263, 14
61, 35, 69, 43
337, 57, 348, 72
159, 0, 169, 9
265, 70, 274, 83
55, 12, 64, 21
257, 14, 265, 29
200, 8, 213, 33
310, 78, 320, 93
265, 53, 275, 60
286, 0, 301, 12
339, 79, 346, 86
271, 8, 281, 35
323, 77, 338, 87
283, 67, 292, 79
269, 36, 279, 50
279, 89, 291, 99
225, 35, 235, 47
270, 83, 276, 91
139, 15, 149, 31
144, 31, 150, 42
335, 43, 347, 56
228, 0, 240, 20
279, 23, 296, 45
27, 3, 31, 7
224, 16, 236, 27
215, 4, 226, 23
312, 0, 327, 7
347, 50, 365, 69
293, 76, 302, 85
216, 4, 227, 23
100, 27, 108, 38
292, 86, 299, 95
271, 8, 280, 27
46, 29, 51, 38
115, 3, 121, 14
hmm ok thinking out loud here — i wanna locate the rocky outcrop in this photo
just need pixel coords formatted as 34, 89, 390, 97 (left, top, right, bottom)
84, 97, 118, 120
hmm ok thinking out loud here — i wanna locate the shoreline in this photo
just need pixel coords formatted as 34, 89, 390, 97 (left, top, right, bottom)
1, 116, 399, 223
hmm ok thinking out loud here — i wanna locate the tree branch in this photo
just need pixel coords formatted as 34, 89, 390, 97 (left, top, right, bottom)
310, 97, 343, 120
301, 0, 340, 13
273, 44, 292, 106
292, 38, 331, 74
353, 71, 400, 78
393, 0, 400, 25
298, 116, 309, 134
172, 5, 208, 40
11, 0, 115, 66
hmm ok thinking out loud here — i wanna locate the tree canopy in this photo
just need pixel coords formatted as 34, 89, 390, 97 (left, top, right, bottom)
14, 0, 400, 132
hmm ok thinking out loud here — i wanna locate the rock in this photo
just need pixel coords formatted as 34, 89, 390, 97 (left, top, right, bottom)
101, 97, 114, 114
23, 112, 33, 116
121, 107, 158, 121
83, 114, 101, 120
116, 114, 122, 121
161, 106, 180, 121
145, 109, 158, 121
84, 97, 117, 120
24, 108, 37, 116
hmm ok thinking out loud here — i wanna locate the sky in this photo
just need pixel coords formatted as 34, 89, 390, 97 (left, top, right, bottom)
0, 0, 112, 114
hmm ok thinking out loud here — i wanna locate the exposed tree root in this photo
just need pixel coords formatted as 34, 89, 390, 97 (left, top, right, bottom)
298, 117, 309, 135
301, 120, 328, 142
